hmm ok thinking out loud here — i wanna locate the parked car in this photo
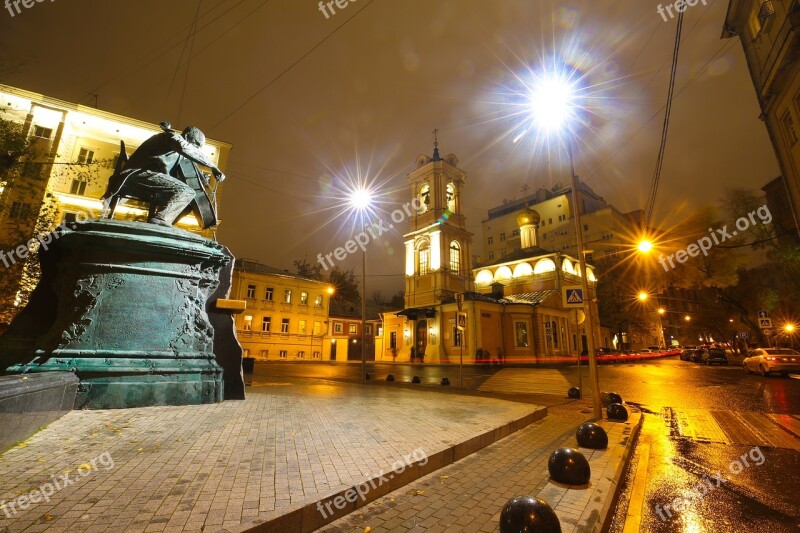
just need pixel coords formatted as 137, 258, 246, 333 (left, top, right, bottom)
690, 349, 705, 363
700, 348, 728, 365
743, 348, 800, 377
638, 349, 653, 354
679, 349, 694, 361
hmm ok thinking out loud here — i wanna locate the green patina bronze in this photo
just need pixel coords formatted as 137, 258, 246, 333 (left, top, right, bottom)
0, 219, 228, 408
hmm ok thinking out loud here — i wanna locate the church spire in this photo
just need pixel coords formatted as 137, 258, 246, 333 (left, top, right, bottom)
432, 128, 441, 161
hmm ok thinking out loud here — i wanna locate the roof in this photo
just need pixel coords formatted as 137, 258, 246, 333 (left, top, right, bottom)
234, 259, 323, 284
498, 290, 557, 306
475, 246, 559, 268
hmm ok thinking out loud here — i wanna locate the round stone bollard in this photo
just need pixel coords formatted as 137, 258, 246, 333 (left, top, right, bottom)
548, 448, 591, 486
499, 496, 562, 533
386, 374, 395, 382
441, 377, 450, 386
607, 403, 629, 421
604, 392, 622, 406
365, 373, 371, 380
412, 376, 421, 383
576, 422, 608, 449
567, 387, 581, 399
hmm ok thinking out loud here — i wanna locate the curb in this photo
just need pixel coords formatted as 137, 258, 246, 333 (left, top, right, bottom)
223, 406, 548, 533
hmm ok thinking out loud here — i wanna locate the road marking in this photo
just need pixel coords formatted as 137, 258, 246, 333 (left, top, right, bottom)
623, 443, 650, 533
477, 368, 576, 395
674, 409, 730, 443
767, 414, 800, 439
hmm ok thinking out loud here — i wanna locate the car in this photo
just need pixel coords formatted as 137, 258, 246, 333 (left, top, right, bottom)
743, 348, 800, 377
690, 349, 705, 363
638, 349, 653, 354
700, 348, 728, 365
679, 349, 694, 361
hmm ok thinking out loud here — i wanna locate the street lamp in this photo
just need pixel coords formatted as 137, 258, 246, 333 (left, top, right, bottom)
637, 239, 653, 254
637, 291, 649, 302
349, 187, 374, 384
525, 64, 602, 418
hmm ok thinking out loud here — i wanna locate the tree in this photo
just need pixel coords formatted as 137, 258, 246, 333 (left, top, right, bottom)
293, 258, 361, 307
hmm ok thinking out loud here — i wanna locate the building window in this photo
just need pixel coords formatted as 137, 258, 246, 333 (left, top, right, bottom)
62, 212, 77, 224
22, 161, 42, 178
511, 229, 520, 237
781, 111, 798, 146
515, 321, 529, 347
314, 294, 323, 307
243, 315, 253, 331
8, 201, 31, 220
419, 245, 430, 275
70, 179, 87, 196
349, 324, 358, 335
488, 252, 494, 260
298, 351, 305, 358
279, 350, 288, 358
449, 241, 461, 274
365, 325, 372, 336
300, 291, 308, 305
262, 317, 271, 332
284, 289, 292, 303
246, 284, 256, 299
77, 148, 95, 164
265, 287, 274, 300
551, 321, 559, 347
390, 332, 397, 349
313, 321, 321, 335
334, 322, 343, 334
299, 320, 307, 335
32, 126, 52, 139
583, 224, 588, 231
487, 236, 493, 245
548, 218, 552, 224
259, 349, 269, 358
500, 233, 506, 241
281, 318, 290, 333
501, 249, 507, 257
313, 351, 320, 359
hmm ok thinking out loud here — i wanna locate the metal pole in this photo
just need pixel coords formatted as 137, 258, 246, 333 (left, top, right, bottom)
575, 309, 582, 395
568, 138, 601, 419
361, 231, 367, 384
460, 329, 464, 389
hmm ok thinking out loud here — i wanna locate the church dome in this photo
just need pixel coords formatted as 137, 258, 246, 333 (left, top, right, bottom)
517, 207, 540, 227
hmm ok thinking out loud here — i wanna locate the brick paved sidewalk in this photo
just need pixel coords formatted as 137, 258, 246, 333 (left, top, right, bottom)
0, 378, 544, 532
322, 402, 641, 533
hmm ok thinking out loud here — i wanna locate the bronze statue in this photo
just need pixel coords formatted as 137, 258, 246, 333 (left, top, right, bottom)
102, 122, 225, 228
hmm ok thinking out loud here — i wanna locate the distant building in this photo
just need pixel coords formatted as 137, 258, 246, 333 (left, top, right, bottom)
723, 1, 800, 238
377, 141, 604, 364
231, 260, 334, 361
762, 175, 799, 244
0, 84, 231, 324
480, 182, 644, 264
328, 300, 382, 362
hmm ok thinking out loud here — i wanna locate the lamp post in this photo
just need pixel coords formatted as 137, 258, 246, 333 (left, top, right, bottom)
349, 188, 373, 384
525, 68, 602, 418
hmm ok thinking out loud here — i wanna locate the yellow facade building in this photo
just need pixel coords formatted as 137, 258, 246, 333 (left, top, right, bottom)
723, 0, 800, 237
232, 260, 335, 361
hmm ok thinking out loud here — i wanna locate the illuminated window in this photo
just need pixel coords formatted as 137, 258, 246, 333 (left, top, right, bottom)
515, 321, 529, 347
299, 320, 307, 335
419, 245, 430, 275
349, 324, 358, 335
314, 294, 323, 307
449, 241, 461, 274
419, 184, 430, 212
446, 183, 456, 211
243, 315, 253, 331
390, 332, 397, 349
313, 321, 321, 335
300, 291, 308, 305
281, 318, 290, 333
246, 285, 256, 299
284, 289, 292, 303
261, 317, 271, 332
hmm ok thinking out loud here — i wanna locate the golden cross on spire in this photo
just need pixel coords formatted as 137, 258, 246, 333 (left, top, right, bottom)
433, 128, 439, 147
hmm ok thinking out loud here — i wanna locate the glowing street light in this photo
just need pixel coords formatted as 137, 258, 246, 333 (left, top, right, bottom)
658, 307, 666, 315
348, 187, 375, 384
637, 291, 649, 302
684, 315, 691, 322
637, 239, 654, 254
785, 324, 795, 333
524, 63, 601, 418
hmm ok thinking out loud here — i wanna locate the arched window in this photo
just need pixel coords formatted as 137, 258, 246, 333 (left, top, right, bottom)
419, 184, 430, 213
449, 241, 461, 274
475, 269, 493, 285
494, 266, 513, 281
513, 262, 533, 278
446, 183, 456, 211
418, 242, 430, 275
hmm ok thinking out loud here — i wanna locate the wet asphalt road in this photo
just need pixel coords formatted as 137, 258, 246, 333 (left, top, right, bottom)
254, 356, 800, 531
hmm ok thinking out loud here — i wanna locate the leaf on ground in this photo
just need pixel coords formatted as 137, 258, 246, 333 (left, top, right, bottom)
415, 490, 425, 495
78, 463, 94, 471
42, 514, 54, 521
364, 527, 372, 533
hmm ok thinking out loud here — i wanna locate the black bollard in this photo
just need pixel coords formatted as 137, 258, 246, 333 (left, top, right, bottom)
548, 447, 591, 485
604, 392, 622, 406
607, 403, 629, 421
568, 387, 581, 399
576, 422, 608, 449
499, 496, 561, 533
412, 376, 421, 383
441, 377, 450, 386
386, 374, 395, 382
365, 373, 370, 380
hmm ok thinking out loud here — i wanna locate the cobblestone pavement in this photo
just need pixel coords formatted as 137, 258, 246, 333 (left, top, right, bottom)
0, 379, 542, 532
322, 401, 607, 533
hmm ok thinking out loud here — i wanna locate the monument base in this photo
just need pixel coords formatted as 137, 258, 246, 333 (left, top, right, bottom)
0, 220, 230, 408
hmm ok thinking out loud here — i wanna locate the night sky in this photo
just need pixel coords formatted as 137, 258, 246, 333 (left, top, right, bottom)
0, 0, 779, 295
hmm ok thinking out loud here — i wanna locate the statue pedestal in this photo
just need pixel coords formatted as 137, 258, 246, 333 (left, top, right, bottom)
1, 220, 229, 408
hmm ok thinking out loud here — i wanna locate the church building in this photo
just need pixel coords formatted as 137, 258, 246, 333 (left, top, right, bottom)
376, 138, 603, 364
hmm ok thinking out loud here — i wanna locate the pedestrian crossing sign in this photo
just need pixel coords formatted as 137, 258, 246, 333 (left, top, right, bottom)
563, 286, 584, 307
759, 318, 772, 328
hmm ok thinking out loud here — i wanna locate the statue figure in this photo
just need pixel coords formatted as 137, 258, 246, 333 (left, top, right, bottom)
102, 122, 225, 228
